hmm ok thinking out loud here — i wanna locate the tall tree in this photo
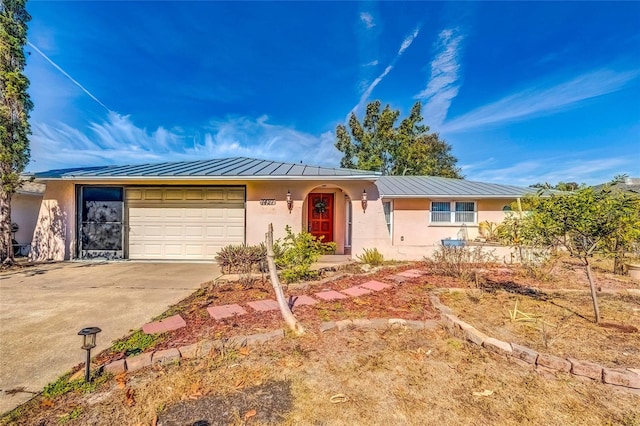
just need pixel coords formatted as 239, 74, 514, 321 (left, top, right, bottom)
335, 100, 462, 178
0, 0, 33, 263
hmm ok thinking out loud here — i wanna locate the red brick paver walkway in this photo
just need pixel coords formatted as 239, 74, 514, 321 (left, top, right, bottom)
247, 299, 280, 312
289, 295, 318, 306
359, 280, 392, 291
142, 314, 187, 334
207, 304, 247, 320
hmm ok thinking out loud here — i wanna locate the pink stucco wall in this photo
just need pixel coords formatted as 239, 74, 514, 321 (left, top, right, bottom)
30, 181, 75, 261
34, 179, 519, 262
11, 193, 43, 247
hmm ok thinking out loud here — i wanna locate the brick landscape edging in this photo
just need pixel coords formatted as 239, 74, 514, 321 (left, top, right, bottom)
429, 294, 640, 390
101, 329, 285, 375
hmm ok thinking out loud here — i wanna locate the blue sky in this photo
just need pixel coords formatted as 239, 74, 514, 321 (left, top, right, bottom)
25, 1, 640, 186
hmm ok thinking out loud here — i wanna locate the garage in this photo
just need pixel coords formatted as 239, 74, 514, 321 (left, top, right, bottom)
126, 187, 245, 260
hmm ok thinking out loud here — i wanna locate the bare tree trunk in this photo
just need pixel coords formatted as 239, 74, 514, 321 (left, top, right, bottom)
613, 237, 624, 275
0, 189, 15, 265
583, 257, 601, 323
265, 223, 305, 335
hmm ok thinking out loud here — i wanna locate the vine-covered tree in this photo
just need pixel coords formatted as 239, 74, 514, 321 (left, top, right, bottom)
335, 100, 462, 178
0, 0, 33, 263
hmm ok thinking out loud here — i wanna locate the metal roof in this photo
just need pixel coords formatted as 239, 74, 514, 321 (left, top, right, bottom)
375, 176, 537, 199
35, 157, 381, 181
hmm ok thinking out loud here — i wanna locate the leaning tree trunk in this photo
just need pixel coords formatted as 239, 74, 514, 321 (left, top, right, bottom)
583, 257, 601, 323
265, 223, 305, 335
0, 189, 14, 265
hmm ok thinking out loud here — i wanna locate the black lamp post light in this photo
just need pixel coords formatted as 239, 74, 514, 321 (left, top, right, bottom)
78, 327, 101, 382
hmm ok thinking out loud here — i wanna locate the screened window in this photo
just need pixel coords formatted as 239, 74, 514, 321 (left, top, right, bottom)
431, 202, 452, 223
79, 187, 124, 255
431, 201, 476, 224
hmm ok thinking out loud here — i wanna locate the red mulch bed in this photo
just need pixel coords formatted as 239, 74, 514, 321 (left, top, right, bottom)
94, 263, 454, 365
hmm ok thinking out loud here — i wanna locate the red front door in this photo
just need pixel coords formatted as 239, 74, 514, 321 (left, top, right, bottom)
308, 193, 334, 243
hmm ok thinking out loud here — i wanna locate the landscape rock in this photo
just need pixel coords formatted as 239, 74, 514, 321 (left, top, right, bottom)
336, 319, 353, 331
423, 320, 439, 330
178, 342, 199, 359
370, 318, 391, 329
602, 368, 640, 389
511, 343, 538, 364
461, 325, 487, 346
569, 358, 603, 380
319, 322, 336, 332
198, 339, 222, 357
104, 359, 126, 375
405, 320, 426, 330
152, 348, 181, 366
482, 337, 512, 354
388, 318, 407, 329
536, 353, 571, 373
352, 318, 373, 329
225, 335, 248, 348
441, 313, 459, 332
126, 352, 153, 372
246, 329, 284, 345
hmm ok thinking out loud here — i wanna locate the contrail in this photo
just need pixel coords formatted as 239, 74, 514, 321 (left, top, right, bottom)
348, 25, 421, 118
28, 41, 111, 112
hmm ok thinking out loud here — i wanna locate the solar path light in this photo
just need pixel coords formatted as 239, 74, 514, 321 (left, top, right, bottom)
78, 327, 101, 382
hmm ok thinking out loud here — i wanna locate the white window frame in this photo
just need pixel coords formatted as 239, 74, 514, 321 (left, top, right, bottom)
383, 200, 393, 238
430, 201, 477, 224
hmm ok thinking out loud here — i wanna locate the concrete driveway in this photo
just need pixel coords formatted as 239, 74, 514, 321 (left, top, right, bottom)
0, 261, 219, 415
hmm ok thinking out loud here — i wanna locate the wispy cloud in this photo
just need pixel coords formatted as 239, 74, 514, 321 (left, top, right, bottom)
441, 69, 640, 133
465, 156, 633, 186
398, 27, 420, 55
28, 113, 341, 172
350, 25, 421, 117
360, 12, 375, 29
28, 41, 111, 112
415, 28, 464, 127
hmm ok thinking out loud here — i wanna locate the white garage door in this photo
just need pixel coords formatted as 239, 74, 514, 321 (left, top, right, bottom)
126, 187, 245, 260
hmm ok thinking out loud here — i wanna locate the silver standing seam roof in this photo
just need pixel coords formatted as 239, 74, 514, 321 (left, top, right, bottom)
376, 176, 537, 199
34, 157, 535, 198
35, 157, 381, 180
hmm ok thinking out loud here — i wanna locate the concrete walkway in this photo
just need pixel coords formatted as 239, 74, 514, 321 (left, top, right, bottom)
0, 261, 218, 415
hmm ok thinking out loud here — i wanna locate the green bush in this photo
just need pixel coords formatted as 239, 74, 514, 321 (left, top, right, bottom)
357, 248, 384, 266
277, 226, 336, 283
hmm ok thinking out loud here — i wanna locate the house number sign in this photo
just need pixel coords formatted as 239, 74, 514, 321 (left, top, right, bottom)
260, 199, 276, 206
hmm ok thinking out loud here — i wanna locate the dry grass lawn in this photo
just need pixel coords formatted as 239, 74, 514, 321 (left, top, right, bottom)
3, 257, 640, 425
4, 328, 639, 426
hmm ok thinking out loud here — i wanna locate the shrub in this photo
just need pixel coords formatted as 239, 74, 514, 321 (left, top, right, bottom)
277, 226, 336, 283
425, 245, 497, 282
215, 244, 272, 275
357, 248, 384, 266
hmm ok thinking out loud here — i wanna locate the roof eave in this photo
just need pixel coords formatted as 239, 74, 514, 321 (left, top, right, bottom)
380, 194, 531, 199
36, 174, 380, 182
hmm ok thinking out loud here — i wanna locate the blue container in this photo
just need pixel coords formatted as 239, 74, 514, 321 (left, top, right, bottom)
441, 239, 465, 247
